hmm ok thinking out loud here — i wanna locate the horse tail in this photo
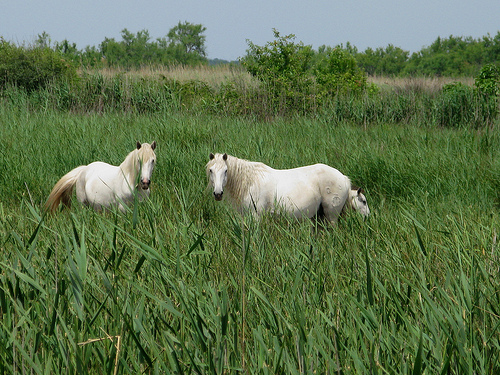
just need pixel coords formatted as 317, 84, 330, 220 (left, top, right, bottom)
45, 166, 86, 213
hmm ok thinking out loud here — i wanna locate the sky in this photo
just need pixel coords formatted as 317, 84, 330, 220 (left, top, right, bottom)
2, 0, 500, 61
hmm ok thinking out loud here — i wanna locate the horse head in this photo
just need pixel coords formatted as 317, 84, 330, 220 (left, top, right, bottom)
136, 141, 157, 190
207, 153, 228, 201
348, 187, 370, 218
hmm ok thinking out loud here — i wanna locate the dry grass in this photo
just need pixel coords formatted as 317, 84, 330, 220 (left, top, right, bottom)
81, 64, 259, 89
81, 65, 476, 96
368, 76, 475, 94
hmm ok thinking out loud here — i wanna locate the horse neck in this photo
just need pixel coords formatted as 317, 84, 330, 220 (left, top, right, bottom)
225, 155, 266, 203
346, 190, 355, 209
119, 149, 139, 185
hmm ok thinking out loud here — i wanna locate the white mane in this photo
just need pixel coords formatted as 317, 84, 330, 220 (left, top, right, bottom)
206, 153, 269, 205
120, 143, 156, 182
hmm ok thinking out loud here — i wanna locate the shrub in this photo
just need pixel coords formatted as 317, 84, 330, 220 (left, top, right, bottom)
474, 64, 500, 123
241, 29, 313, 88
0, 40, 78, 92
474, 63, 500, 97
313, 47, 369, 96
241, 31, 377, 113
240, 30, 316, 113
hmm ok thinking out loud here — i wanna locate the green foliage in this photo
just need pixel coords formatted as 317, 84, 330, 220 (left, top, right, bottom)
241, 29, 313, 84
96, 24, 208, 68
435, 82, 477, 127
356, 44, 410, 76
0, 39, 78, 92
0, 107, 499, 373
0, 68, 498, 127
241, 29, 315, 112
401, 33, 500, 77
314, 47, 368, 95
351, 32, 500, 77
475, 63, 500, 97
4, 28, 500, 77
240, 30, 378, 113
99, 29, 163, 68
165, 21, 207, 65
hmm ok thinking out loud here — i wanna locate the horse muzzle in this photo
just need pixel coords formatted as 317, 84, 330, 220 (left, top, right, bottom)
140, 179, 151, 190
214, 192, 223, 201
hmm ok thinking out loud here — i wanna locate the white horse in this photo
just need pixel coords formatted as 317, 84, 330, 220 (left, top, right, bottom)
206, 153, 370, 224
46, 141, 157, 213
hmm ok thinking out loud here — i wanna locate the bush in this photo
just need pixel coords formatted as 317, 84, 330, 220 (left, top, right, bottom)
240, 30, 316, 113
313, 47, 368, 96
241, 30, 313, 88
475, 63, 500, 97
241, 31, 376, 113
0, 40, 77, 92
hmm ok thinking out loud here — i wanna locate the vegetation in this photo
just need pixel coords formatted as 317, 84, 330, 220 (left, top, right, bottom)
0, 63, 498, 127
2, 28, 498, 123
34, 22, 209, 69
0, 99, 499, 373
4, 27, 500, 76
241, 31, 374, 111
353, 33, 500, 77
0, 28, 500, 373
0, 39, 78, 92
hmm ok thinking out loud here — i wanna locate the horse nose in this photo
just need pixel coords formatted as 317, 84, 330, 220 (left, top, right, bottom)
141, 179, 151, 189
363, 207, 370, 217
214, 192, 223, 201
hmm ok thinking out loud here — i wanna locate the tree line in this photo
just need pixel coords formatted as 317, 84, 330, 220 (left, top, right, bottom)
1, 23, 500, 77
37, 21, 208, 68
53, 28, 500, 77
352, 32, 500, 76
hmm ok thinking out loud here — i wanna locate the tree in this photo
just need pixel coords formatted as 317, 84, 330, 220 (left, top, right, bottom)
241, 29, 315, 111
35, 32, 51, 48
313, 46, 368, 95
166, 21, 207, 65
241, 29, 313, 86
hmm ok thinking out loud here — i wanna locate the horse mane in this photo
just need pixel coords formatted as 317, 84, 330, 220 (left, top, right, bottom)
226, 155, 270, 203
119, 143, 156, 181
207, 153, 269, 204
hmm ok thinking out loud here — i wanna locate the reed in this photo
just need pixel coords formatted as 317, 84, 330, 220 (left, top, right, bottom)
0, 100, 499, 373
3, 66, 495, 127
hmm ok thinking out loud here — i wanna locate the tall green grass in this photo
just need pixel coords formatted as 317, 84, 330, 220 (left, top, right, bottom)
1, 68, 498, 127
0, 103, 499, 373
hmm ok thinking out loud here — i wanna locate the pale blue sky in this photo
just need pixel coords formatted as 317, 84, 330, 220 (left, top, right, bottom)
2, 0, 499, 61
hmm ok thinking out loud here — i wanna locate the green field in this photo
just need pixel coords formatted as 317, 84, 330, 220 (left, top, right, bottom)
1, 99, 499, 373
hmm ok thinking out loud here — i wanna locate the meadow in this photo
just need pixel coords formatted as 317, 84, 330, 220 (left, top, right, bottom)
0, 70, 500, 374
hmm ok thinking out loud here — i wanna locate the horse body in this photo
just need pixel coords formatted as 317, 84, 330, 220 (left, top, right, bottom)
207, 153, 369, 223
46, 141, 156, 213
75, 161, 138, 211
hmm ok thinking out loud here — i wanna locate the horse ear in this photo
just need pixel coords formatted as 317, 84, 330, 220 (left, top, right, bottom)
209, 153, 215, 160
357, 187, 364, 195
136, 141, 142, 150
223, 153, 228, 160
151, 141, 156, 150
